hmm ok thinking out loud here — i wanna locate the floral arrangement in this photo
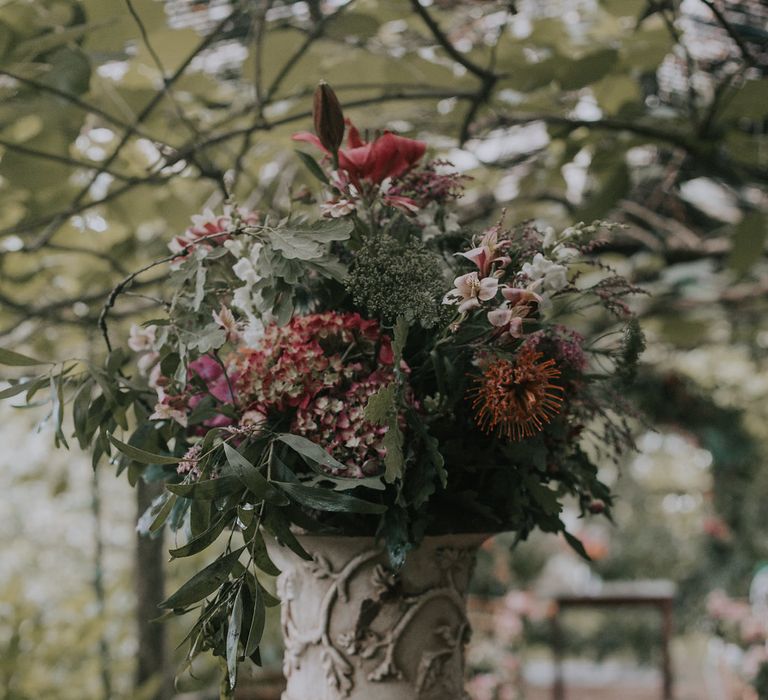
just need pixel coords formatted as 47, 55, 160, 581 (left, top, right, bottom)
0, 83, 645, 693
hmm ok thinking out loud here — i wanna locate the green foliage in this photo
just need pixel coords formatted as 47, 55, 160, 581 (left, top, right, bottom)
364, 382, 405, 484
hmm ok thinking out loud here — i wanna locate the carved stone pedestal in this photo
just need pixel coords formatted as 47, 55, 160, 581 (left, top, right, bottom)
267, 533, 486, 700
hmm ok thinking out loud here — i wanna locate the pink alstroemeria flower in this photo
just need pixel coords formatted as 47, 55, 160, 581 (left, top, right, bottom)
487, 308, 525, 337
487, 287, 543, 338
443, 272, 499, 313
458, 226, 511, 277
501, 286, 544, 307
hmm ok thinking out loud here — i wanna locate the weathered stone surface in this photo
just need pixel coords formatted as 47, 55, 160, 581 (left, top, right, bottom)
267, 533, 487, 700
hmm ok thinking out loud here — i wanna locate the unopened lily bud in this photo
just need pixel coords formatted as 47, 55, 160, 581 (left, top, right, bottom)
313, 81, 345, 153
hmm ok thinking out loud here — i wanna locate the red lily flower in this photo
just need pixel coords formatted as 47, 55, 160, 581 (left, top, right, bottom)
293, 119, 426, 186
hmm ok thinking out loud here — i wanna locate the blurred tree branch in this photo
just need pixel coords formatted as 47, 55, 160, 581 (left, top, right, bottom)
0, 0, 765, 350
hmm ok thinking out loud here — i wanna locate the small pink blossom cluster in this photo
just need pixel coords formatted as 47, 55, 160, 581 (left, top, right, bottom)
386, 159, 468, 207
522, 326, 587, 373
168, 206, 259, 262
187, 355, 235, 424
150, 354, 235, 430
150, 312, 396, 476
178, 444, 203, 479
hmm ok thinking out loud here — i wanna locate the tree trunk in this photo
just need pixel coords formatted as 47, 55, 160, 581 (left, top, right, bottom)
136, 479, 173, 699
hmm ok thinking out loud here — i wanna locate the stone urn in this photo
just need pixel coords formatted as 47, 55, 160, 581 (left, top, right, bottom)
266, 533, 487, 700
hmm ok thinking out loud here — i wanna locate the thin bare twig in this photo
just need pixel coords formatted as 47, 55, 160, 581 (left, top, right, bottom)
409, 0, 495, 81
482, 112, 768, 182
620, 199, 702, 249
262, 1, 354, 104
44, 243, 129, 275
166, 89, 477, 165
0, 137, 158, 183
98, 257, 179, 352
24, 7, 242, 253
699, 0, 759, 66
0, 172, 177, 239
409, 0, 500, 144
0, 68, 159, 142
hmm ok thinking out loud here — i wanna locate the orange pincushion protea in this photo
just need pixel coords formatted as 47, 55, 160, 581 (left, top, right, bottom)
469, 347, 564, 441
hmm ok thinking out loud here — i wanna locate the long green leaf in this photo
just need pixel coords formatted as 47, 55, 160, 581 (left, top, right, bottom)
72, 379, 93, 449
227, 587, 243, 689
276, 434, 385, 491
150, 494, 177, 534
166, 474, 243, 500
276, 481, 385, 514
223, 443, 268, 498
277, 433, 348, 472
294, 149, 329, 184
137, 493, 177, 536
169, 512, 230, 558
160, 547, 245, 609
263, 508, 310, 560
245, 584, 266, 657
0, 377, 43, 400
564, 530, 592, 561
248, 530, 281, 577
0, 347, 49, 366
109, 435, 179, 464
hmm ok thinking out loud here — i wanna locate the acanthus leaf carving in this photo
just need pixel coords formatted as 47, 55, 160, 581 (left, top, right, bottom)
321, 646, 354, 697
278, 542, 481, 699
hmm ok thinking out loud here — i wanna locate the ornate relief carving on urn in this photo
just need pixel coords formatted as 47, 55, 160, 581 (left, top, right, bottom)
266, 533, 487, 700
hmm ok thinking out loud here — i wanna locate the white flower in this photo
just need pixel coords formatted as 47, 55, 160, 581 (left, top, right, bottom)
542, 226, 557, 248
554, 246, 579, 262
240, 409, 267, 433
149, 402, 187, 427
488, 307, 515, 328
148, 363, 164, 395
232, 285, 254, 316
443, 211, 460, 234
442, 272, 499, 313
127, 324, 157, 353
232, 257, 259, 285
241, 318, 265, 346
223, 238, 245, 257
521, 253, 568, 293
137, 351, 159, 377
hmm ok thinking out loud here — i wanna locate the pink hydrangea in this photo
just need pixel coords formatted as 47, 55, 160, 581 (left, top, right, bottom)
152, 312, 399, 476
230, 312, 397, 475
292, 372, 393, 477
231, 312, 389, 412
